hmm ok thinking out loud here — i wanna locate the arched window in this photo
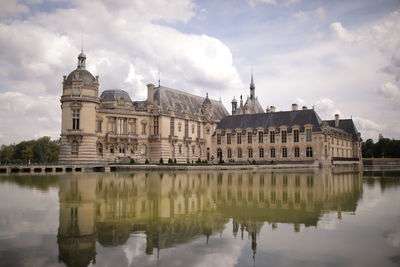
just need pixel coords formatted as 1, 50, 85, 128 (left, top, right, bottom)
306, 146, 313, 157
97, 143, 103, 157
110, 145, 114, 154
119, 145, 125, 154
71, 140, 79, 155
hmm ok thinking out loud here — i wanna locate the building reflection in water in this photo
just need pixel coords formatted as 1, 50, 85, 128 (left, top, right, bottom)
57, 169, 362, 266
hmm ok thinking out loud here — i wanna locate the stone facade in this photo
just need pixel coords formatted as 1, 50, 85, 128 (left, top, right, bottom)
59, 52, 362, 166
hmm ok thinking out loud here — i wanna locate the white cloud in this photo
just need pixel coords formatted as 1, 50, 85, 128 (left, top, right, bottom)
352, 116, 383, 140
0, 0, 245, 144
0, 92, 60, 145
283, 0, 301, 7
247, 0, 276, 7
378, 82, 400, 106
293, 7, 326, 23
314, 98, 340, 119
330, 22, 357, 42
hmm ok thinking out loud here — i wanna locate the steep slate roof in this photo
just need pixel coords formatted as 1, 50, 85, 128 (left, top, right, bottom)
217, 109, 323, 131
324, 119, 359, 140
243, 97, 264, 114
100, 89, 132, 102
154, 86, 229, 121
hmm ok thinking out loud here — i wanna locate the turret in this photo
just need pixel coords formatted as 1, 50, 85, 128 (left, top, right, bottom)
59, 51, 101, 163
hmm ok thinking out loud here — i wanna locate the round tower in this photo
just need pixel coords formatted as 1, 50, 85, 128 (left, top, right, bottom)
59, 51, 100, 163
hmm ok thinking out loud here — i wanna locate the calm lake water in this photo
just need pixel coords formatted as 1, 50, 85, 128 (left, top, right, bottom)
0, 169, 399, 267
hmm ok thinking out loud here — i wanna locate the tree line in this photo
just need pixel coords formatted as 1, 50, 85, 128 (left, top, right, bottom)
362, 137, 400, 158
0, 136, 59, 164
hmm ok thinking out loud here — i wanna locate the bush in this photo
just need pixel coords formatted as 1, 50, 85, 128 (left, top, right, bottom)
196, 158, 201, 163
218, 159, 224, 164
174, 158, 177, 164
168, 158, 173, 164
252, 159, 256, 165
145, 159, 149, 164
130, 158, 135, 164
159, 158, 164, 164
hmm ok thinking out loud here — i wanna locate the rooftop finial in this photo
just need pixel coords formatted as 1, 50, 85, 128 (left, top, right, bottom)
81, 31, 84, 53
77, 31, 86, 69
158, 61, 161, 87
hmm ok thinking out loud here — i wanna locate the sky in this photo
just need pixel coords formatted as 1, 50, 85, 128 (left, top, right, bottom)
0, 0, 399, 145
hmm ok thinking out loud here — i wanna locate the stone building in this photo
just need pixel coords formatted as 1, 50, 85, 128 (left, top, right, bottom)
59, 51, 362, 166
59, 52, 228, 163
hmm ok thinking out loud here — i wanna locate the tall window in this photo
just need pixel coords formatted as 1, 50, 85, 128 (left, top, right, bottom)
237, 133, 242, 144
96, 119, 102, 132
141, 121, 146, 134
170, 117, 175, 136
227, 148, 232, 158
294, 130, 299, 142
227, 133, 231, 144
248, 148, 253, 158
217, 148, 222, 160
153, 116, 159, 135
270, 148, 275, 158
72, 109, 80, 130
238, 148, 242, 158
71, 140, 79, 155
259, 147, 264, 158
117, 118, 125, 134
185, 119, 189, 137
282, 131, 287, 143
197, 122, 201, 138
295, 147, 300, 158
97, 143, 103, 157
248, 132, 252, 144
306, 146, 313, 157
270, 132, 275, 143
282, 147, 288, 158
217, 134, 221, 145
306, 129, 312, 142
258, 132, 263, 143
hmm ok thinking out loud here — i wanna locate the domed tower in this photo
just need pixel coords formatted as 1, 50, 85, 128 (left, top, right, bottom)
59, 51, 100, 163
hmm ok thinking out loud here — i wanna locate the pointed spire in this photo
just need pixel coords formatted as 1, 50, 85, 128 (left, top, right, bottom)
250, 67, 255, 99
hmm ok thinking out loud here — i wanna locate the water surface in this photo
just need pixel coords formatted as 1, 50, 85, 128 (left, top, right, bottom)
0, 169, 399, 267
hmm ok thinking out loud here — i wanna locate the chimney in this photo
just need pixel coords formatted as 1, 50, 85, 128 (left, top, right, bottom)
270, 106, 276, 112
147, 83, 154, 103
302, 106, 307, 110
292, 103, 298, 111
335, 114, 340, 128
